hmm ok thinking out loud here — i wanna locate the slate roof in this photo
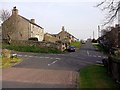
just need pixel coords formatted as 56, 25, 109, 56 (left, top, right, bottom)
19, 15, 44, 29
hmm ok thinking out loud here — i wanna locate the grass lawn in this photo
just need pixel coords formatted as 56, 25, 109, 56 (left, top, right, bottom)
0, 57, 22, 68
2, 44, 62, 54
70, 41, 81, 48
79, 64, 120, 88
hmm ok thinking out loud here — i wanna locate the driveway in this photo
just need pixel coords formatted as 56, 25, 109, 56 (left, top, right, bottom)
2, 40, 107, 88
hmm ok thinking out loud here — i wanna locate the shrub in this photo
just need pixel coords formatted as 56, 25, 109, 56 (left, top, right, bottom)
92, 39, 97, 43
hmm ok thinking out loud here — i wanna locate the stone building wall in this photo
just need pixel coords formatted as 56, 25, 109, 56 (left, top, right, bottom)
2, 7, 44, 41
44, 33, 58, 43
3, 40, 62, 50
2, 15, 30, 40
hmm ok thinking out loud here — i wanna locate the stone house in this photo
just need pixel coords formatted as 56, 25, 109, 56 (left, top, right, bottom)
44, 33, 59, 43
44, 26, 78, 50
54, 26, 77, 44
2, 7, 44, 42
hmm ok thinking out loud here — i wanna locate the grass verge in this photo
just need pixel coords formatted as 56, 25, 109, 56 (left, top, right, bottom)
93, 43, 109, 54
2, 44, 62, 54
0, 57, 22, 68
111, 55, 120, 59
79, 64, 120, 88
70, 41, 81, 48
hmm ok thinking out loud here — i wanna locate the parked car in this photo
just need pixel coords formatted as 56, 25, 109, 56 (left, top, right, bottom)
68, 46, 76, 52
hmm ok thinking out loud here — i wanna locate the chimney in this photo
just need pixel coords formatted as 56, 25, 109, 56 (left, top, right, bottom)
31, 19, 35, 23
12, 6, 18, 15
115, 24, 120, 28
62, 26, 65, 31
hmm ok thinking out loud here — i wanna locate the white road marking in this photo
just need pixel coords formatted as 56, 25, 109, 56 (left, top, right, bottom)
48, 61, 57, 66
44, 57, 50, 59
93, 55, 97, 57
103, 56, 108, 58
24, 55, 28, 57
39, 57, 44, 58
55, 58, 61, 60
52, 60, 58, 64
17, 55, 22, 57
87, 51, 89, 56
17, 54, 61, 60
12, 54, 17, 56
96, 61, 102, 64
98, 56, 101, 58
48, 59, 61, 66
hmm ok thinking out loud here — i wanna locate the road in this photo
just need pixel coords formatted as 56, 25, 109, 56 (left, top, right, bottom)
2, 40, 107, 88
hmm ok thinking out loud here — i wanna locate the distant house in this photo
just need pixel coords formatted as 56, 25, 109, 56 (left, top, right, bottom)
44, 26, 78, 44
44, 33, 59, 43
44, 26, 78, 50
53, 26, 78, 44
2, 7, 44, 41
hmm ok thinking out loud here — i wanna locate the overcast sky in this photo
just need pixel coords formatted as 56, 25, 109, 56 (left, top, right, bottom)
0, 0, 105, 40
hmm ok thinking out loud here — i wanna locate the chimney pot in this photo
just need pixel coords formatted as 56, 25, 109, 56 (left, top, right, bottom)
12, 6, 18, 15
31, 19, 35, 23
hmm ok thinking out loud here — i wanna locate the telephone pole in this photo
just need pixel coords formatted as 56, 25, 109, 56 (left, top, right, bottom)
98, 25, 100, 38
93, 31, 94, 39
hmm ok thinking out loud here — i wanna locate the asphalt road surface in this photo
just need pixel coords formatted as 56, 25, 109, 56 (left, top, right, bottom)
2, 40, 107, 88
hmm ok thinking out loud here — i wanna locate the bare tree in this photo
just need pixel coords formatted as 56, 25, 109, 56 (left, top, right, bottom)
0, 9, 11, 22
96, 0, 120, 26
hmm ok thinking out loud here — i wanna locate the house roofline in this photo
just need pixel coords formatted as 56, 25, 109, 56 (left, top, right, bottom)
19, 15, 44, 29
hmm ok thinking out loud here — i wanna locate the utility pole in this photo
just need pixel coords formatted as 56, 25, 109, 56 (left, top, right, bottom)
93, 31, 94, 39
98, 25, 100, 38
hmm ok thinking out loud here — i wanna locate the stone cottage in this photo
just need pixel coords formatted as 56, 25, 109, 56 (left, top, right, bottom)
44, 33, 59, 43
2, 7, 44, 42
54, 26, 77, 43
44, 26, 78, 50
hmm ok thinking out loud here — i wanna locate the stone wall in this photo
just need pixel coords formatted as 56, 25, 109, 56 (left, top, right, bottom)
2, 14, 30, 40
2, 40, 63, 50
103, 57, 120, 83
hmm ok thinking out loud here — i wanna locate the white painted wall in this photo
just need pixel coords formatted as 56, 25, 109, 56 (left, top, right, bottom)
30, 24, 44, 41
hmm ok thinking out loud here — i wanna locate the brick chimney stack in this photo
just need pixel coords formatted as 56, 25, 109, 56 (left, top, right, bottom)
62, 26, 65, 31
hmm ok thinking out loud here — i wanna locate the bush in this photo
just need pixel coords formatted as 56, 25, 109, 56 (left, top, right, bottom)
92, 39, 97, 43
